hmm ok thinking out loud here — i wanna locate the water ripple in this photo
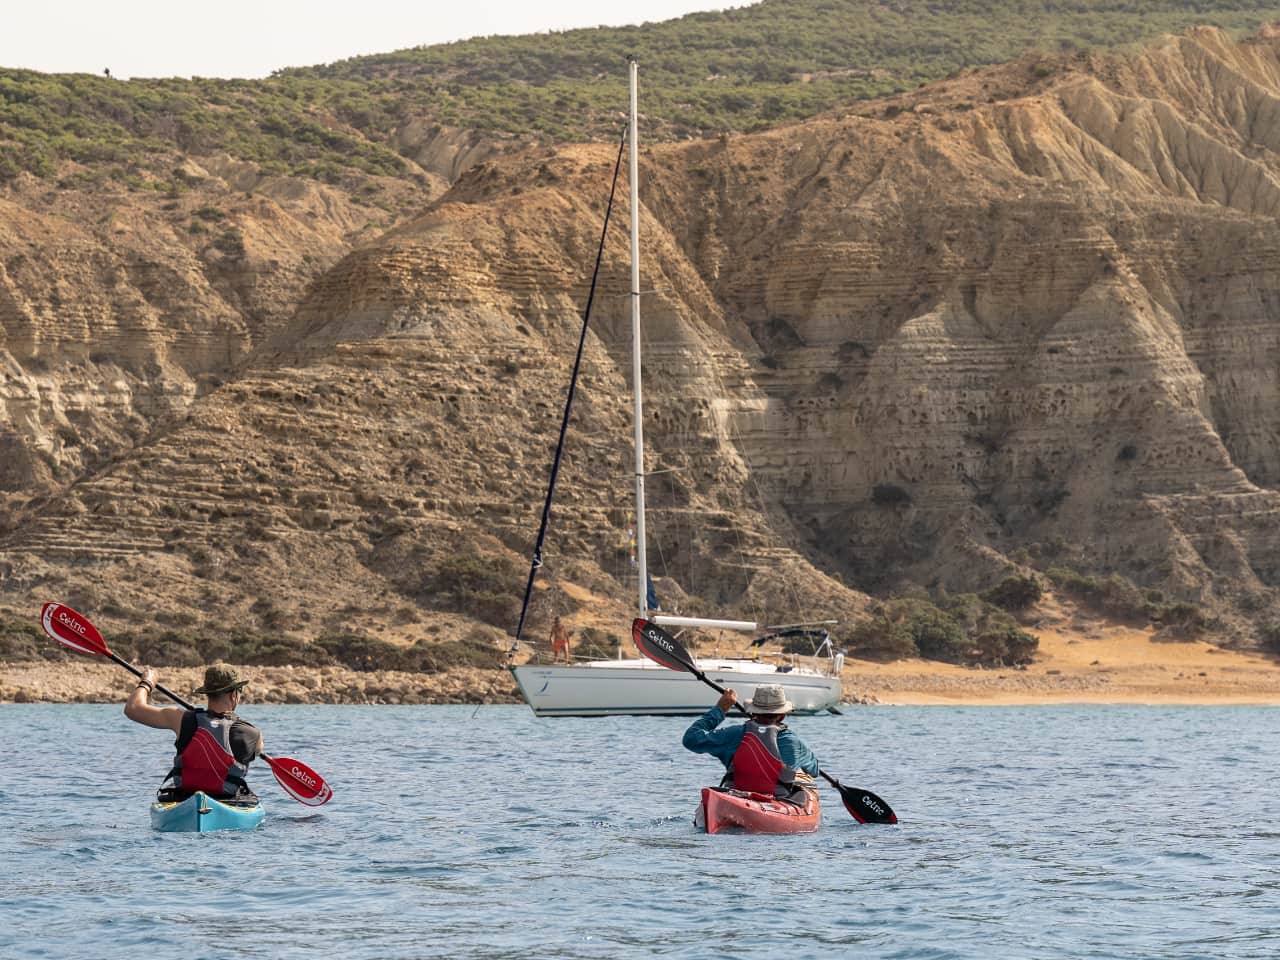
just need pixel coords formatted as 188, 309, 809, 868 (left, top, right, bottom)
4, 704, 1280, 959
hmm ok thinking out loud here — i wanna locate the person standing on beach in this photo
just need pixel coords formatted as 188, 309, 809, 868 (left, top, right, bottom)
124, 664, 264, 803
682, 684, 818, 802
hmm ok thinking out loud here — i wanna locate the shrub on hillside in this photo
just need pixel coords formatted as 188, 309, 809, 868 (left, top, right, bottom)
1155, 601, 1207, 637
848, 617, 917, 661
419, 629, 502, 670
982, 574, 1043, 612
886, 599, 968, 662
315, 630, 501, 673
427, 553, 522, 628
114, 630, 205, 667
871, 483, 911, 506
972, 625, 1038, 664
0, 616, 63, 661
942, 594, 1038, 665
1046, 565, 1210, 633
1046, 566, 1148, 620
234, 634, 335, 667
212, 228, 246, 259
846, 594, 1039, 667
5, 616, 501, 673
109, 628, 337, 668
315, 632, 406, 672
1261, 623, 1280, 656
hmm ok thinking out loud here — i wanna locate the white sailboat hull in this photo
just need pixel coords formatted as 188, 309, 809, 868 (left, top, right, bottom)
510, 658, 842, 717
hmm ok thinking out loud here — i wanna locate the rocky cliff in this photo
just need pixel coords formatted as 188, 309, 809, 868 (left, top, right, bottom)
5, 27, 1280, 653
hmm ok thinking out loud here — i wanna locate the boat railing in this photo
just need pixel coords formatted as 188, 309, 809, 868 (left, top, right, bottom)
743, 625, 845, 676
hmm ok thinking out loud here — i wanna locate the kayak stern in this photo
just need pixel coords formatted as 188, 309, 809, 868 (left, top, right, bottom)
699, 786, 821, 835
150, 791, 266, 833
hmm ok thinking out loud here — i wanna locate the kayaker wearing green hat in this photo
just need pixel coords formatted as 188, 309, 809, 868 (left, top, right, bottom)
124, 663, 265, 803
682, 684, 819, 802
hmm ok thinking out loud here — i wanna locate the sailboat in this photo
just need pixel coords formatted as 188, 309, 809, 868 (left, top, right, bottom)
508, 59, 843, 718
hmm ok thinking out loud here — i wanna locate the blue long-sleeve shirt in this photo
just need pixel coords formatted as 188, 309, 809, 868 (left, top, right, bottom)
682, 705, 819, 776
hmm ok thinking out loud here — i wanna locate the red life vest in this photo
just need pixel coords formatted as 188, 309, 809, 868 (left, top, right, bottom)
164, 709, 254, 798
728, 720, 797, 798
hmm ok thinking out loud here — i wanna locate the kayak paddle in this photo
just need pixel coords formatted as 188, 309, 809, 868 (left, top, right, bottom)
40, 601, 333, 807
633, 617, 897, 825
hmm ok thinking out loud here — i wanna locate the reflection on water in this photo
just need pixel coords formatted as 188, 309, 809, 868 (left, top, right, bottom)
3, 704, 1280, 959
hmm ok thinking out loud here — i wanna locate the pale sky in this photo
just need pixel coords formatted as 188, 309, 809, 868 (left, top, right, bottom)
2, 1, 736, 79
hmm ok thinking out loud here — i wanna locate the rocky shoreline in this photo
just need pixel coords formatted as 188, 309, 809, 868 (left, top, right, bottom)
8, 626, 1280, 706
0, 661, 525, 706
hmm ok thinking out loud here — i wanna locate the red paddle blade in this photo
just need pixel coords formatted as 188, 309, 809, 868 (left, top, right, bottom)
632, 619, 696, 673
41, 602, 111, 658
265, 755, 333, 806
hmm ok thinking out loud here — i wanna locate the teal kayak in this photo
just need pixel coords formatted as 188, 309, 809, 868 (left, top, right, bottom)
149, 791, 265, 833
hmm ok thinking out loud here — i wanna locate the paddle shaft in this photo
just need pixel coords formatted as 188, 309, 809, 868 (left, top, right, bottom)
690, 670, 760, 721
114, 651, 196, 710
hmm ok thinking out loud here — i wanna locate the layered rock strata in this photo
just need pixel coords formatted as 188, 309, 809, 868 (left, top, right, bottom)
4, 29, 1280, 650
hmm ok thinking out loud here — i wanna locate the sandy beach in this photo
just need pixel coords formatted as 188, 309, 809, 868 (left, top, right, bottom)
844, 598, 1280, 705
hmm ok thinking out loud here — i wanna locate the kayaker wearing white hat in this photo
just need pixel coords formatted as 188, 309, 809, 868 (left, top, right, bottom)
124, 663, 265, 804
682, 684, 819, 803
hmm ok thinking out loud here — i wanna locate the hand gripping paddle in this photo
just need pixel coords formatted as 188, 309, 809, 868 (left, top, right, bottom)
633, 618, 897, 825
41, 601, 333, 806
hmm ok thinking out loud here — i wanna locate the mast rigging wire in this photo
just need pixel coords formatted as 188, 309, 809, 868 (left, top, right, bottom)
510, 130, 629, 653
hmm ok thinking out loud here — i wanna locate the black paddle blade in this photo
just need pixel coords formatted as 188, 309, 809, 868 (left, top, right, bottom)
836, 780, 897, 825
632, 619, 696, 673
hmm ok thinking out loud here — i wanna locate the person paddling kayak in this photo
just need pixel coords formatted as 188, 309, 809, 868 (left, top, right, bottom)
682, 683, 819, 802
124, 664, 265, 804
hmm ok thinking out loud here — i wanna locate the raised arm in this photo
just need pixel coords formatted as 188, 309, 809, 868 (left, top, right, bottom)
123, 668, 185, 733
682, 690, 744, 765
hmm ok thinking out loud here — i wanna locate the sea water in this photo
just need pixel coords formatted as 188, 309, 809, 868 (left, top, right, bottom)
2, 703, 1278, 960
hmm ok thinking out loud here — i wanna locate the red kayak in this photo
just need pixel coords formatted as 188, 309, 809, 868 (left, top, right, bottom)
697, 786, 821, 834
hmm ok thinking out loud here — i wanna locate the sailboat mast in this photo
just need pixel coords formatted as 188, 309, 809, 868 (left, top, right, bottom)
627, 59, 755, 635
629, 56, 649, 619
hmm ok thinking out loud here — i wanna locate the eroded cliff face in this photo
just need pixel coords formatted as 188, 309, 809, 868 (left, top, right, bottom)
0, 157, 434, 522
639, 28, 1280, 633
4, 27, 1280, 647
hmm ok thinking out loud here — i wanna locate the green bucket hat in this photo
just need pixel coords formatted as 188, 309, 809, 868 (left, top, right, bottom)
193, 664, 249, 696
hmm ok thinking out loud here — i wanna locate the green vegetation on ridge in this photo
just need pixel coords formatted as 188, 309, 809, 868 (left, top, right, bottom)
2, 2, 1279, 183
0, 611, 500, 673
0, 71, 409, 184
